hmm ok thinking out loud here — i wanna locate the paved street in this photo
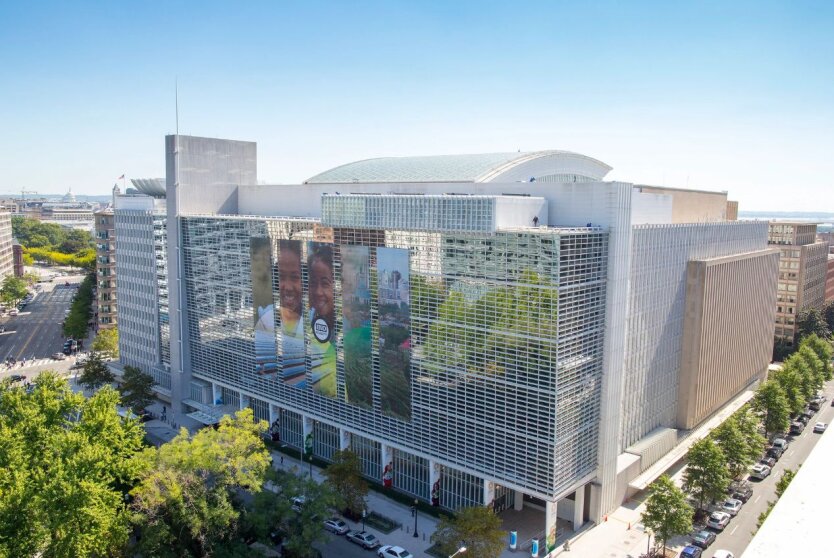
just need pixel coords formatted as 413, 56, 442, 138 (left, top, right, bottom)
0, 274, 84, 373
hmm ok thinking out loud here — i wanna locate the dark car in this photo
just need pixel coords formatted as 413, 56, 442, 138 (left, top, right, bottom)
691, 529, 716, 549
790, 421, 804, 435
731, 485, 753, 503
766, 446, 783, 460
759, 456, 776, 468
680, 545, 703, 558
8, 374, 25, 383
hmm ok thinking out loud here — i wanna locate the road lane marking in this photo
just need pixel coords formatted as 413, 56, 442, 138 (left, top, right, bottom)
753, 495, 761, 504
730, 525, 738, 536
788, 450, 795, 457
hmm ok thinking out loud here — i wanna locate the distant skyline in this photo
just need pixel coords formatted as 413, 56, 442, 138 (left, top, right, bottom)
0, 1, 832, 210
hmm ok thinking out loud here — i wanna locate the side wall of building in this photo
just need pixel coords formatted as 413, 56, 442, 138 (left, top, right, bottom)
635, 186, 728, 223
799, 241, 828, 312
0, 211, 14, 279
677, 249, 778, 429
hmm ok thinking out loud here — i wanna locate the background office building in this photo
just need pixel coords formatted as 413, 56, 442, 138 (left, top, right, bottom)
94, 208, 116, 329
116, 136, 777, 551
767, 222, 828, 345
0, 210, 14, 279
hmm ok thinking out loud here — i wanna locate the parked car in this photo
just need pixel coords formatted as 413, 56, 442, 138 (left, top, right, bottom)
378, 546, 415, 558
814, 422, 827, 433
790, 421, 804, 435
51, 352, 67, 360
772, 438, 788, 451
323, 518, 350, 535
290, 496, 306, 512
731, 485, 753, 503
759, 456, 776, 468
690, 529, 716, 549
750, 464, 771, 480
8, 374, 25, 383
9, 309, 18, 316
346, 531, 381, 549
766, 445, 783, 460
721, 498, 743, 517
712, 551, 735, 558
680, 545, 703, 558
809, 398, 822, 411
706, 511, 731, 531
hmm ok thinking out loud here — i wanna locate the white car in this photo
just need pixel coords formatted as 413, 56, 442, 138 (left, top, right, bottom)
706, 511, 731, 531
750, 463, 771, 480
9, 309, 18, 316
814, 422, 827, 433
51, 352, 67, 360
323, 518, 350, 535
721, 498, 742, 517
378, 546, 414, 558
712, 551, 735, 558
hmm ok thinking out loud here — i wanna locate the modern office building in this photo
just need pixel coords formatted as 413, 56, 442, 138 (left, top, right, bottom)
768, 222, 828, 345
0, 210, 14, 280
113, 179, 170, 391
825, 254, 834, 303
94, 209, 117, 329
116, 135, 777, 551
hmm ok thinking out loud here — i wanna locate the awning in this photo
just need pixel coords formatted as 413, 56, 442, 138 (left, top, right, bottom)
186, 410, 221, 426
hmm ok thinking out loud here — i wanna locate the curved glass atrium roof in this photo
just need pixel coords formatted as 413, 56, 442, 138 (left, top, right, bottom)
131, 178, 166, 197
305, 150, 611, 184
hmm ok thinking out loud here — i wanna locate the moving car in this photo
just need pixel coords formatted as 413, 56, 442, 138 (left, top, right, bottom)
706, 511, 731, 531
750, 464, 771, 480
814, 422, 827, 433
346, 530, 381, 549
51, 352, 67, 360
720, 498, 742, 517
680, 546, 703, 558
323, 518, 350, 535
690, 529, 716, 549
378, 546, 414, 558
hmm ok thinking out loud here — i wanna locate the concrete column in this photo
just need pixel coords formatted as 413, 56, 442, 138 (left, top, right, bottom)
589, 483, 602, 524
573, 485, 586, 531
483, 479, 495, 508
545, 500, 559, 553
239, 392, 249, 411
212, 383, 222, 406
303, 416, 314, 458
514, 490, 524, 511
268, 404, 279, 426
430, 461, 442, 505
381, 444, 394, 488
339, 428, 351, 450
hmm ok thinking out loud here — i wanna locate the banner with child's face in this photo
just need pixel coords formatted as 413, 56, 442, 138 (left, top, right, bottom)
279, 240, 305, 386
308, 242, 336, 398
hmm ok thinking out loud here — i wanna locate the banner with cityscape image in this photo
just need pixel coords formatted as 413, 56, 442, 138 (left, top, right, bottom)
377, 247, 412, 421
307, 242, 337, 398
278, 239, 306, 386
250, 236, 277, 377
341, 245, 372, 408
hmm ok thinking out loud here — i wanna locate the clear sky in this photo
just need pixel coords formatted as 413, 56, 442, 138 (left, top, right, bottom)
0, 1, 832, 211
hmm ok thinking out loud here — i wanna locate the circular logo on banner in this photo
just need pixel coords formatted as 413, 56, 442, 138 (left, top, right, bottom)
313, 317, 330, 342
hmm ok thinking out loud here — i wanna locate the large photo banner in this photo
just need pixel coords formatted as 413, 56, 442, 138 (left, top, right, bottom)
308, 242, 337, 397
377, 247, 412, 421
279, 240, 306, 386
341, 245, 372, 408
250, 237, 277, 376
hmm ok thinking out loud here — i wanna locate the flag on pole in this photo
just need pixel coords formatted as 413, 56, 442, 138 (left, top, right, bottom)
118, 174, 125, 180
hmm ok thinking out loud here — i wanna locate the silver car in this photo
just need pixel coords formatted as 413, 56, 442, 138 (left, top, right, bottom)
707, 511, 731, 531
721, 498, 742, 517
323, 518, 350, 535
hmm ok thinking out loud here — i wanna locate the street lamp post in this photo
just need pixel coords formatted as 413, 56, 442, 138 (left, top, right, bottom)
309, 453, 313, 478
413, 499, 419, 538
362, 508, 366, 531
449, 546, 467, 558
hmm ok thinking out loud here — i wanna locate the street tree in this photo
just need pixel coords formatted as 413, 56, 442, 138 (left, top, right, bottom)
683, 438, 730, 511
775, 468, 796, 498
22, 271, 40, 287
91, 327, 119, 359
0, 275, 28, 307
770, 367, 806, 416
785, 354, 819, 402
0, 373, 145, 558
432, 506, 505, 558
796, 308, 831, 342
118, 365, 156, 411
734, 408, 767, 458
641, 475, 693, 555
323, 449, 368, 517
800, 334, 833, 381
753, 380, 791, 438
712, 419, 756, 480
823, 301, 834, 336
77, 351, 116, 392
129, 409, 273, 557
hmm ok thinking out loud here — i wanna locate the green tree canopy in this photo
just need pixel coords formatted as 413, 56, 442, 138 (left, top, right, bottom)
770, 367, 806, 416
796, 308, 831, 343
683, 438, 730, 510
92, 327, 119, 359
823, 301, 834, 336
130, 409, 273, 558
798, 334, 833, 382
641, 475, 693, 554
323, 449, 368, 516
12, 216, 93, 254
0, 373, 145, 558
712, 418, 758, 480
0, 276, 28, 307
734, 408, 768, 458
78, 351, 116, 392
753, 380, 791, 438
118, 365, 156, 412
431, 506, 506, 558
775, 468, 796, 498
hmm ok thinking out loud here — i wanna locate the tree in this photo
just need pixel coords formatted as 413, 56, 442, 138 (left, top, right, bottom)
799, 334, 833, 381
775, 468, 796, 498
796, 308, 831, 342
772, 337, 795, 362
641, 475, 693, 555
752, 380, 790, 438
0, 373, 145, 558
92, 327, 119, 359
0, 276, 28, 307
21, 271, 40, 287
432, 506, 505, 558
78, 351, 116, 392
770, 367, 806, 416
795, 345, 825, 394
712, 419, 756, 480
823, 301, 834, 336
119, 365, 156, 411
323, 449, 368, 516
734, 408, 767, 458
130, 409, 273, 557
683, 438, 730, 511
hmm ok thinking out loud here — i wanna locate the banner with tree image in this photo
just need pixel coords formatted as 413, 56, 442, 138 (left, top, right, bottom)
376, 247, 412, 421
341, 245, 372, 408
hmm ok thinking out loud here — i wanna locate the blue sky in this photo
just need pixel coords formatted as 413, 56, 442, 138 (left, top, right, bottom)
0, 1, 832, 210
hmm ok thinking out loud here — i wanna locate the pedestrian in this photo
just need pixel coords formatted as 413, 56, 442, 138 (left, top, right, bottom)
280, 455, 284, 465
